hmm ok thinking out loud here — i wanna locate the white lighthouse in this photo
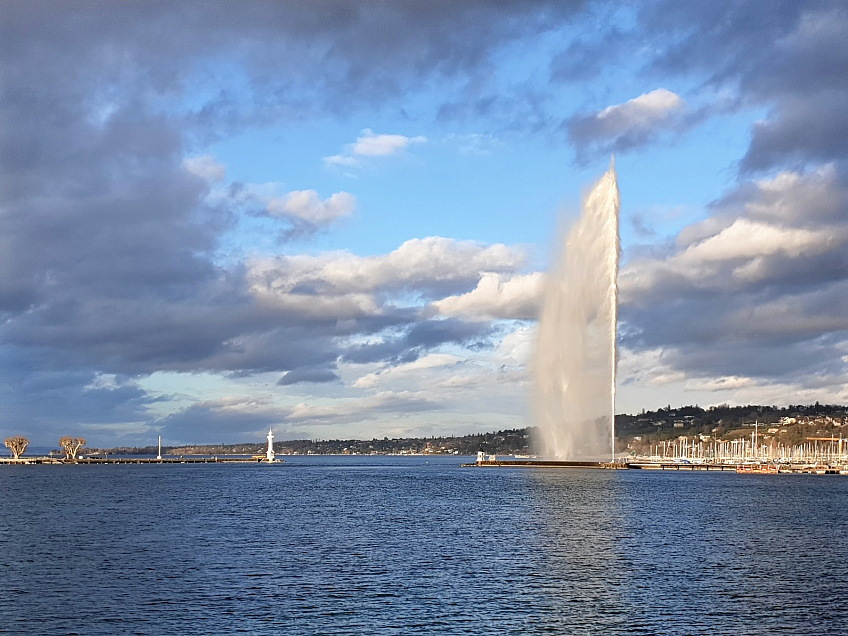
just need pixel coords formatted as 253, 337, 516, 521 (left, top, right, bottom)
266, 428, 275, 463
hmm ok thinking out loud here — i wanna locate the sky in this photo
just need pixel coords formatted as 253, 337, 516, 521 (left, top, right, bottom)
2, 0, 847, 446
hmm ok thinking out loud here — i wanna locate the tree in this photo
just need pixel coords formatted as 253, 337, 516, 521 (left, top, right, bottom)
59, 437, 86, 460
4, 436, 29, 459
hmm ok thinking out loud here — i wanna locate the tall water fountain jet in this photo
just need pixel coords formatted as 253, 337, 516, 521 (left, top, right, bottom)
533, 160, 620, 461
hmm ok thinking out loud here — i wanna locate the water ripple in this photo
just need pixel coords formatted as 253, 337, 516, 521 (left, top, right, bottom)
0, 458, 846, 634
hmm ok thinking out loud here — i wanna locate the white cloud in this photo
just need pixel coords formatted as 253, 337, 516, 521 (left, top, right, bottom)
495, 325, 535, 367
444, 133, 503, 156
287, 390, 440, 424
684, 376, 757, 392
621, 175, 848, 301
567, 88, 699, 159
618, 347, 687, 389
84, 373, 122, 391
436, 365, 529, 390
679, 218, 839, 272
192, 395, 279, 415
352, 129, 425, 156
432, 272, 543, 319
353, 353, 461, 388
324, 128, 426, 168
595, 88, 684, 131
183, 154, 226, 182
197, 176, 355, 238
249, 236, 524, 298
735, 165, 845, 224
266, 190, 356, 225
243, 237, 527, 323
322, 154, 360, 168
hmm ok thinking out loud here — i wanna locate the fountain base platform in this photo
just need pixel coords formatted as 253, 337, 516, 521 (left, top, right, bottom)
461, 459, 627, 469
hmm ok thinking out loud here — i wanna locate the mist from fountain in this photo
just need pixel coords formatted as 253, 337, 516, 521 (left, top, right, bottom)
533, 160, 620, 461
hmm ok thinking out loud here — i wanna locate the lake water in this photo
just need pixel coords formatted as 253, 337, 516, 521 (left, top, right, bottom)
1, 456, 847, 634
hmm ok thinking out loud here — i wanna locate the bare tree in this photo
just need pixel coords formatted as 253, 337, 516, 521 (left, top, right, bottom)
59, 437, 86, 461
4, 437, 29, 459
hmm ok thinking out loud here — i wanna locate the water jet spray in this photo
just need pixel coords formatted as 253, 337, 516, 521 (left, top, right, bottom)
533, 159, 620, 461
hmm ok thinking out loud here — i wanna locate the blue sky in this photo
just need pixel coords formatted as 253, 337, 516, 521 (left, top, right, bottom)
2, 1, 847, 446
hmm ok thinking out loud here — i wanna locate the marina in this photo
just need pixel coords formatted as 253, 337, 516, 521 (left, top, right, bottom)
463, 451, 848, 474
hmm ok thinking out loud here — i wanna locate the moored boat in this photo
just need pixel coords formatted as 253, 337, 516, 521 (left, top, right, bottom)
736, 463, 779, 474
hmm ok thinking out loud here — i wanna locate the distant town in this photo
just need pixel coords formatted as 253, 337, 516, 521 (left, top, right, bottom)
617, 402, 847, 456
64, 402, 848, 458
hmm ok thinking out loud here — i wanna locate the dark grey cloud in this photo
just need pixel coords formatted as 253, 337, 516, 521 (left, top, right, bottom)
404, 318, 493, 349
741, 94, 848, 172
155, 401, 291, 443
565, 89, 718, 162
660, 327, 848, 385
547, 1, 848, 170
549, 26, 629, 83
0, 1, 587, 131
0, 346, 157, 444
343, 341, 421, 366
619, 166, 848, 387
621, 279, 848, 394
643, 0, 848, 172
277, 366, 340, 386
342, 318, 493, 365
629, 214, 658, 239
640, 0, 844, 96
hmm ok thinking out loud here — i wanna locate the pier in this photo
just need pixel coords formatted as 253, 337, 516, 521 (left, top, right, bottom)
0, 456, 278, 465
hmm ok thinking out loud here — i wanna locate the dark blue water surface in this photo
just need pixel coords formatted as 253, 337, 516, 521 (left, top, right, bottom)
2, 457, 847, 634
